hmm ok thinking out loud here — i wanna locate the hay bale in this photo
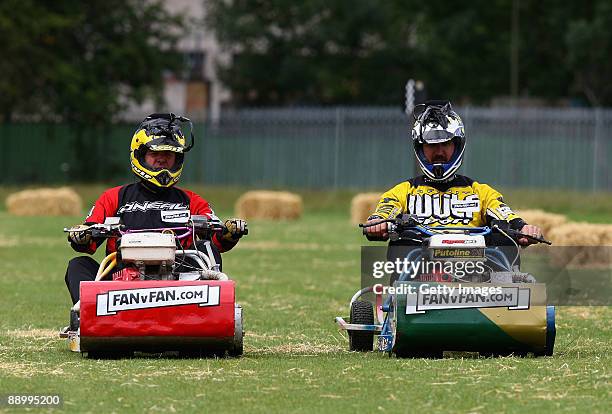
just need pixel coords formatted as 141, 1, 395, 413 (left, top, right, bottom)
547, 222, 612, 246
547, 222, 612, 268
6, 187, 82, 216
235, 191, 302, 220
350, 193, 381, 224
516, 209, 568, 235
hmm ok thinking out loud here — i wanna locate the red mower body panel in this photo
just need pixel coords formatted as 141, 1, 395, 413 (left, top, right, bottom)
79, 280, 236, 352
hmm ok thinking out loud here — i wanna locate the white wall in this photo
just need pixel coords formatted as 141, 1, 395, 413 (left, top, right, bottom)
123, 0, 230, 122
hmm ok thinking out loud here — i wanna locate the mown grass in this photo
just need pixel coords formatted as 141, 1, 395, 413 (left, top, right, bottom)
0, 187, 610, 413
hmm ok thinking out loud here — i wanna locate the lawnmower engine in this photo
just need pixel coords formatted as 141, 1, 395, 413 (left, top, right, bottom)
421, 233, 488, 282
69, 227, 243, 358
118, 232, 177, 280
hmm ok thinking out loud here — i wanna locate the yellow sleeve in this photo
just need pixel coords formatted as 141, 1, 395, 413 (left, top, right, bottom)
370, 182, 409, 220
473, 182, 522, 224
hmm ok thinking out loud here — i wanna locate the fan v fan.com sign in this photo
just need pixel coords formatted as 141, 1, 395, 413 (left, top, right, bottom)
96, 285, 220, 316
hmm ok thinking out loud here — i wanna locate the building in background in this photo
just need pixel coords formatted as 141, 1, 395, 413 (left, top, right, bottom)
123, 0, 230, 122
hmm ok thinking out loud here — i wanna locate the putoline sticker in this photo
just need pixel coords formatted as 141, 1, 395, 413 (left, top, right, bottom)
96, 285, 220, 316
405, 286, 531, 314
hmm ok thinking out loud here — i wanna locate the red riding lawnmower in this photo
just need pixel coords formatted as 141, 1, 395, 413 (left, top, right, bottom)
59, 216, 244, 358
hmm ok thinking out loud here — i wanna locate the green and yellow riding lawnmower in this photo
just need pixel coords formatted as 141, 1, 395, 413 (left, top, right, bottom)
336, 216, 556, 358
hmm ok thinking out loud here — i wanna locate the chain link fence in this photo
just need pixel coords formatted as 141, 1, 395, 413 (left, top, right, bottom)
2, 107, 611, 191
198, 106, 612, 191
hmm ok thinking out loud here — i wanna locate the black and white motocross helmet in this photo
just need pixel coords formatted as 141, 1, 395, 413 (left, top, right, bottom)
412, 100, 466, 182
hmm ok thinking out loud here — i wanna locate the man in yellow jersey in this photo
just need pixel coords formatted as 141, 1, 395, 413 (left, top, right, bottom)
364, 100, 542, 245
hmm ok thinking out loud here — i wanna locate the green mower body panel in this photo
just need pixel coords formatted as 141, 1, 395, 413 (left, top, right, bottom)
391, 282, 552, 356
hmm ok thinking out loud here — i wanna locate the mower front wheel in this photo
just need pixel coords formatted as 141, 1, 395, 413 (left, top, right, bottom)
348, 301, 374, 352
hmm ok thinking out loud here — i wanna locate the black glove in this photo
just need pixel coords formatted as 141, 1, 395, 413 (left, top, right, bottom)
68, 225, 92, 245
223, 219, 248, 241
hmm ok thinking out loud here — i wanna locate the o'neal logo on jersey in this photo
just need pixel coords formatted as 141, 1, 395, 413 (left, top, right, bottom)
117, 201, 188, 214
408, 193, 481, 225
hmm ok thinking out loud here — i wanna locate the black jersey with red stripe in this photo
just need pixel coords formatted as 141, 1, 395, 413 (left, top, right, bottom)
71, 182, 236, 255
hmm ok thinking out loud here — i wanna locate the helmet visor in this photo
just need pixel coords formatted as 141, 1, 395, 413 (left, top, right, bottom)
147, 136, 186, 153
421, 129, 455, 144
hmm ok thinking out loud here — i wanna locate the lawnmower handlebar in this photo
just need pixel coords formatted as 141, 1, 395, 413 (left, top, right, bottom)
359, 215, 552, 245
63, 216, 230, 240
63, 223, 124, 238
492, 224, 552, 245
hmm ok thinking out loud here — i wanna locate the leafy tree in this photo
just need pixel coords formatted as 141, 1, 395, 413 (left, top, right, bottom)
207, 0, 527, 105
207, 0, 421, 106
565, 0, 612, 106
407, 0, 513, 103
207, 0, 612, 107
0, 0, 184, 124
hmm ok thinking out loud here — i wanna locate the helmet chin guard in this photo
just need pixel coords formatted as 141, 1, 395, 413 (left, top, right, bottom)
412, 101, 466, 182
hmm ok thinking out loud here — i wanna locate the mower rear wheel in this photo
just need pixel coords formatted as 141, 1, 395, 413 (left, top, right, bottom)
349, 301, 374, 352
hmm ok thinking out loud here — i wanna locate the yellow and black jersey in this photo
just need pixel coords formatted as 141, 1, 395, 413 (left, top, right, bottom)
370, 175, 526, 229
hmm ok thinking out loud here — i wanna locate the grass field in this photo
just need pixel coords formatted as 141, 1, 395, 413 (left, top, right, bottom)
0, 186, 610, 413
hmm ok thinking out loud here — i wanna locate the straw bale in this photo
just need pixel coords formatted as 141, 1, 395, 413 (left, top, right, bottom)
235, 191, 302, 220
6, 187, 82, 216
547, 222, 611, 246
516, 209, 568, 236
350, 193, 381, 225
547, 222, 612, 268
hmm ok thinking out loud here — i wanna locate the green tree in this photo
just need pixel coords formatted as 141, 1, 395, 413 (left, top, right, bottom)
207, 0, 421, 105
207, 0, 532, 106
0, 0, 184, 123
408, 0, 513, 103
207, 0, 612, 107
566, 0, 612, 106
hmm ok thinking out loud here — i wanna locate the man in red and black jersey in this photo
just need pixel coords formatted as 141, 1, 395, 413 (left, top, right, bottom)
65, 114, 247, 304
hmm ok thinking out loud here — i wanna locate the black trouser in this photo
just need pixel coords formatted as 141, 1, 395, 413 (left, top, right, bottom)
64, 256, 99, 305
65, 241, 223, 304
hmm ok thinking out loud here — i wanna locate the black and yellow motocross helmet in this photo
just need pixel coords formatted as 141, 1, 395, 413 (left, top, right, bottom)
130, 113, 195, 188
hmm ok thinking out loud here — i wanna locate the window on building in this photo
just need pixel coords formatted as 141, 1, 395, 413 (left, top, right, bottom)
184, 51, 206, 81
